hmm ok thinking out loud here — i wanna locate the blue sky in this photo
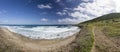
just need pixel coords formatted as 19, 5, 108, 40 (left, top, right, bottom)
0, 0, 81, 24
0, 0, 120, 24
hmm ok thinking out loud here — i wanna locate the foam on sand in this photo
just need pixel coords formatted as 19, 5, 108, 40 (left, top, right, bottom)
4, 26, 80, 39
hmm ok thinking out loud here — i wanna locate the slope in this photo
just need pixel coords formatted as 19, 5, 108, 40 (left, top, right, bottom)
78, 13, 120, 52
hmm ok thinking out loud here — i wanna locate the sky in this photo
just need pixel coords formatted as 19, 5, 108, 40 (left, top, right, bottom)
0, 0, 120, 25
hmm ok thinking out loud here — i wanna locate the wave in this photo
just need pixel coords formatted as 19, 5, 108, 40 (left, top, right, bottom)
3, 26, 80, 39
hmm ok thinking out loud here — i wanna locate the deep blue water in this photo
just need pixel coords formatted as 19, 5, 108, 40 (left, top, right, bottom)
0, 24, 75, 28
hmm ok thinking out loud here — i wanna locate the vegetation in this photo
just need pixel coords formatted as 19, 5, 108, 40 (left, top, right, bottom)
82, 13, 120, 37
103, 26, 120, 37
78, 13, 120, 52
73, 26, 94, 52
79, 28, 94, 52
0, 13, 120, 52
0, 36, 23, 52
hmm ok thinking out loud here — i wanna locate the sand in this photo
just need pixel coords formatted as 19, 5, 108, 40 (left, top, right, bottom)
0, 27, 78, 52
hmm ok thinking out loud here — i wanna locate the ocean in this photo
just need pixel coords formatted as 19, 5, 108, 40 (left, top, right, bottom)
1, 25, 80, 39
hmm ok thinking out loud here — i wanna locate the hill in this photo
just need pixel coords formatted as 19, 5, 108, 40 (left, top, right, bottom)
78, 13, 120, 52
0, 13, 119, 52
80, 13, 120, 24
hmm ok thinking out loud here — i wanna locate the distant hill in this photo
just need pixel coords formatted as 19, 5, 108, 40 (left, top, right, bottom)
80, 13, 120, 24
0, 13, 120, 52
77, 13, 120, 52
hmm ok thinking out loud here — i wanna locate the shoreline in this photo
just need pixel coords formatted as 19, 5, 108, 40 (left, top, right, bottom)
3, 25, 80, 40
0, 27, 80, 52
5, 27, 80, 41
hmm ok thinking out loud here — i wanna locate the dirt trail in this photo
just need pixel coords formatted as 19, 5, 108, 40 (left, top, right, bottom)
91, 27, 95, 52
91, 27, 120, 52
0, 28, 77, 52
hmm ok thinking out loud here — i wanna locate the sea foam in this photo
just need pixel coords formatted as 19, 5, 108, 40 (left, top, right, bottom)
4, 26, 80, 39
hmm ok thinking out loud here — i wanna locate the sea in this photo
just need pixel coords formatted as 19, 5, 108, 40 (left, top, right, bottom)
0, 24, 80, 39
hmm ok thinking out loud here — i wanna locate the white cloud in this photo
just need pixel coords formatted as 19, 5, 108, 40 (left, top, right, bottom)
56, 9, 69, 16
58, 18, 80, 24
37, 4, 52, 9
113, 0, 120, 12
40, 18, 48, 22
58, 0, 120, 24
56, 0, 60, 2
81, 0, 91, 2
66, 0, 74, 2
56, 12, 66, 16
0, 10, 7, 14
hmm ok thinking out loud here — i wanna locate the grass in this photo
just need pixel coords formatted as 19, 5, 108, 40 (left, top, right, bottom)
83, 17, 120, 37
103, 26, 120, 37
77, 13, 120, 52
0, 13, 120, 52
80, 31, 94, 52
93, 18, 120, 37
74, 26, 94, 52
0, 33, 23, 52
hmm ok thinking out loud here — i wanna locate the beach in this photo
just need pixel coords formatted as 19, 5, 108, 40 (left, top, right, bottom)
0, 27, 79, 52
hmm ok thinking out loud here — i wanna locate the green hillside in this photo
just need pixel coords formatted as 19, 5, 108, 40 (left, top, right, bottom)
80, 13, 120, 37
80, 13, 120, 24
77, 13, 120, 52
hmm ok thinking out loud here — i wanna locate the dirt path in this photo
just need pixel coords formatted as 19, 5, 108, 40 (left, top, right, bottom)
0, 28, 77, 52
91, 27, 95, 52
91, 27, 120, 52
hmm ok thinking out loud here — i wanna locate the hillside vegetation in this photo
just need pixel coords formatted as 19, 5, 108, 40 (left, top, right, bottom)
0, 13, 120, 52
78, 13, 120, 52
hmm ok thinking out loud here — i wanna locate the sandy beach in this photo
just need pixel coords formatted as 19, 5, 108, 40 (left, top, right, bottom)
0, 27, 79, 52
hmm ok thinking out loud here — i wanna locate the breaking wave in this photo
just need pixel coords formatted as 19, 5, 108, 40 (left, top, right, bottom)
4, 26, 80, 39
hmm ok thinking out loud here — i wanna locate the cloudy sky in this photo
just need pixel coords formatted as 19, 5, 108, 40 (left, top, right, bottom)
0, 0, 120, 24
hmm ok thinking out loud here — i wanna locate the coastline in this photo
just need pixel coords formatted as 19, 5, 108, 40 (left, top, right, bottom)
4, 25, 80, 39
0, 27, 80, 52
